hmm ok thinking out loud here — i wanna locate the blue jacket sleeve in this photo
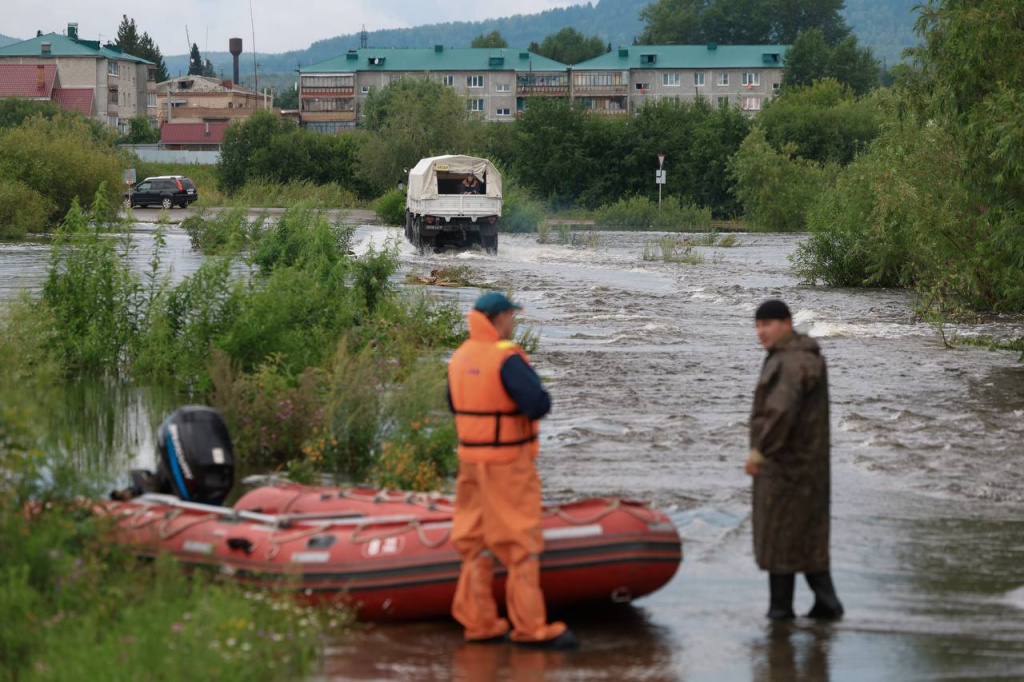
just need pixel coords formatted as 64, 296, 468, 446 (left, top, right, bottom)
499, 355, 551, 420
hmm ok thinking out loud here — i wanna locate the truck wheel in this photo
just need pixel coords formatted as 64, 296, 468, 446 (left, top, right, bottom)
411, 218, 424, 253
484, 234, 498, 255
404, 210, 412, 239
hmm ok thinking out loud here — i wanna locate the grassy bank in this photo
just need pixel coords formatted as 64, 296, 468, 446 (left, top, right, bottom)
0, 408, 351, 681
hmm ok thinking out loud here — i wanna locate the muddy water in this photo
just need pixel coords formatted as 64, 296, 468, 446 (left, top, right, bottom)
330, 229, 1024, 681
3, 226, 1024, 680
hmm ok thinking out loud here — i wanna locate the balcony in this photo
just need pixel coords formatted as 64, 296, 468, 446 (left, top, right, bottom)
516, 84, 569, 96
587, 108, 628, 116
300, 110, 357, 122
301, 87, 355, 97
573, 84, 629, 96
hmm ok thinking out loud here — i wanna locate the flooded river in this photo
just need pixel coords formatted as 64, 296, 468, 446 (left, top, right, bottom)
3, 224, 1023, 681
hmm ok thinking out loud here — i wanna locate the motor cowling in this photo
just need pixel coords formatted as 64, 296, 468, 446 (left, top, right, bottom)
156, 406, 234, 505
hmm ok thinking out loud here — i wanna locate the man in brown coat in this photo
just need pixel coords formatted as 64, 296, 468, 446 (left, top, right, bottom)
746, 299, 844, 620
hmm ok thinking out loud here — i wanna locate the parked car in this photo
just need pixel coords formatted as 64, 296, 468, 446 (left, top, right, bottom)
123, 176, 198, 209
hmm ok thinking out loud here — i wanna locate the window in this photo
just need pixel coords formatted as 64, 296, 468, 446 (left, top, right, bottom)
772, 82, 781, 93
467, 75, 484, 88
442, 75, 454, 87
716, 72, 729, 86
717, 96, 729, 108
663, 95, 680, 103
468, 98, 484, 112
693, 73, 705, 87
496, 107, 511, 116
662, 73, 680, 86
742, 72, 761, 87
742, 97, 761, 111
361, 85, 370, 94
302, 98, 355, 112
305, 120, 355, 133
147, 93, 156, 108
634, 82, 649, 91
389, 75, 402, 84
496, 83, 511, 92
107, 61, 119, 77
108, 88, 119, 105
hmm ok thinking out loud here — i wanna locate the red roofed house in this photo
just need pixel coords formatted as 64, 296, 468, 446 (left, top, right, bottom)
160, 121, 229, 150
0, 63, 96, 117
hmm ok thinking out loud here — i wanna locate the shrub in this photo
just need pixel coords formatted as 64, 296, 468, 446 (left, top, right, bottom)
500, 185, 546, 233
594, 195, 712, 231
0, 113, 121, 224
181, 207, 255, 254
642, 236, 705, 264
728, 127, 834, 231
373, 188, 407, 226
0, 179, 51, 238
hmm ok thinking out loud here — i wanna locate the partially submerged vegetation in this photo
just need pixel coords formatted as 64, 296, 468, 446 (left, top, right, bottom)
0, 406, 351, 681
642, 236, 706, 265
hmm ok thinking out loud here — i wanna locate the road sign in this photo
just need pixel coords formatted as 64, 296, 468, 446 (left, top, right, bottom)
656, 170, 666, 185
123, 168, 136, 185
657, 154, 666, 169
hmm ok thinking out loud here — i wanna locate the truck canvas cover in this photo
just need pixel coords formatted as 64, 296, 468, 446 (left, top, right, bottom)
407, 155, 502, 200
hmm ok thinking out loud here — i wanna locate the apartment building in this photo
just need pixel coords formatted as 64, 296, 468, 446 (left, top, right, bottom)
157, 75, 274, 126
573, 44, 788, 115
0, 23, 156, 132
297, 47, 568, 132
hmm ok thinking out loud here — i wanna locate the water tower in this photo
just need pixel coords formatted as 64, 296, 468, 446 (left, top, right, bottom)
229, 38, 243, 85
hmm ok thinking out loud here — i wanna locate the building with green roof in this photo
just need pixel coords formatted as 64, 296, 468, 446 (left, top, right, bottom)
0, 23, 157, 131
572, 44, 789, 116
297, 46, 569, 132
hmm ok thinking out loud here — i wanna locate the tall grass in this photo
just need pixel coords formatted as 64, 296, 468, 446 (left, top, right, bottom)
0, 407, 350, 681
642, 236, 706, 264
594, 195, 713, 231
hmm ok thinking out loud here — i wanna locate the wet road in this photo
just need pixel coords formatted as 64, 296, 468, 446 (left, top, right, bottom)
3, 225, 1023, 680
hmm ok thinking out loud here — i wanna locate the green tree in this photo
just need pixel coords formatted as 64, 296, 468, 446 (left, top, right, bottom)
276, 87, 299, 109
637, 0, 705, 44
188, 43, 203, 76
728, 126, 833, 230
757, 79, 882, 163
637, 0, 851, 45
119, 115, 160, 144
115, 15, 140, 55
783, 29, 880, 95
471, 31, 508, 48
357, 78, 479, 193
698, 0, 773, 44
532, 28, 607, 65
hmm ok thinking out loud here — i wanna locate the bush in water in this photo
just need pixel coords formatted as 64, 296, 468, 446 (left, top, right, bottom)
501, 185, 547, 233
594, 195, 712, 231
373, 188, 407, 226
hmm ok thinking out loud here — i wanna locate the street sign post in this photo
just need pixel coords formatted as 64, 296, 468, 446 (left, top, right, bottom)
124, 168, 136, 207
656, 154, 666, 212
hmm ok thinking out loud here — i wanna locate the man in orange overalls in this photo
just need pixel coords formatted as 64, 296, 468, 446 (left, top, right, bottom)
447, 292, 578, 650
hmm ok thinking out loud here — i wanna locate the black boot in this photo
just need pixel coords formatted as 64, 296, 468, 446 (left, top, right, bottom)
805, 571, 844, 620
767, 573, 796, 620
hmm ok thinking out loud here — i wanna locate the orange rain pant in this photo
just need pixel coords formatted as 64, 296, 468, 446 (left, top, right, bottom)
451, 451, 567, 643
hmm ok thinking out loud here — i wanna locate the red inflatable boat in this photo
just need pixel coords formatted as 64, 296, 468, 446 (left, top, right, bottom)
102, 483, 682, 621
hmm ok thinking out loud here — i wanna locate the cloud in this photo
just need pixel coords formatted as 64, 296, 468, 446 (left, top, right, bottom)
3, 0, 580, 55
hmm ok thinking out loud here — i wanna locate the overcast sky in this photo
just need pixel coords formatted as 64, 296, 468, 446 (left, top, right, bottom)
4, 0, 580, 55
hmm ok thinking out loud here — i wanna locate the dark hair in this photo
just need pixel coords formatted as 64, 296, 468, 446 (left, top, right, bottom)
755, 299, 791, 321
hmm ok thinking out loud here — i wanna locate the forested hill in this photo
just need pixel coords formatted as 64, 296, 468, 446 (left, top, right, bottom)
164, 0, 919, 78
0, 34, 22, 48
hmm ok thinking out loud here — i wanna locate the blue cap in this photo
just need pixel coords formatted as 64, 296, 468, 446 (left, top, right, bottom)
474, 292, 523, 316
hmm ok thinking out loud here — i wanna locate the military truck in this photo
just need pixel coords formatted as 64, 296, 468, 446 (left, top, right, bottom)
404, 155, 502, 254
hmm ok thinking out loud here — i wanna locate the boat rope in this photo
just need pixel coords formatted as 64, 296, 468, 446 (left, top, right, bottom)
158, 510, 219, 540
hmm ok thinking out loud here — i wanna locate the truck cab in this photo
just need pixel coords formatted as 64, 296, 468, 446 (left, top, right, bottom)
404, 155, 502, 254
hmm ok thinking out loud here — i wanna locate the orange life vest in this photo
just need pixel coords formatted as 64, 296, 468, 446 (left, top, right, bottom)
448, 310, 541, 463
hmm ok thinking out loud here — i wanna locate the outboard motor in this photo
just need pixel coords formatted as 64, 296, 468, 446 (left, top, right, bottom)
154, 406, 235, 505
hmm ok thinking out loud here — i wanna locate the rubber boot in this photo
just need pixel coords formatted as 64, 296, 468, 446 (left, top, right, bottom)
767, 573, 796, 620
805, 572, 844, 620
